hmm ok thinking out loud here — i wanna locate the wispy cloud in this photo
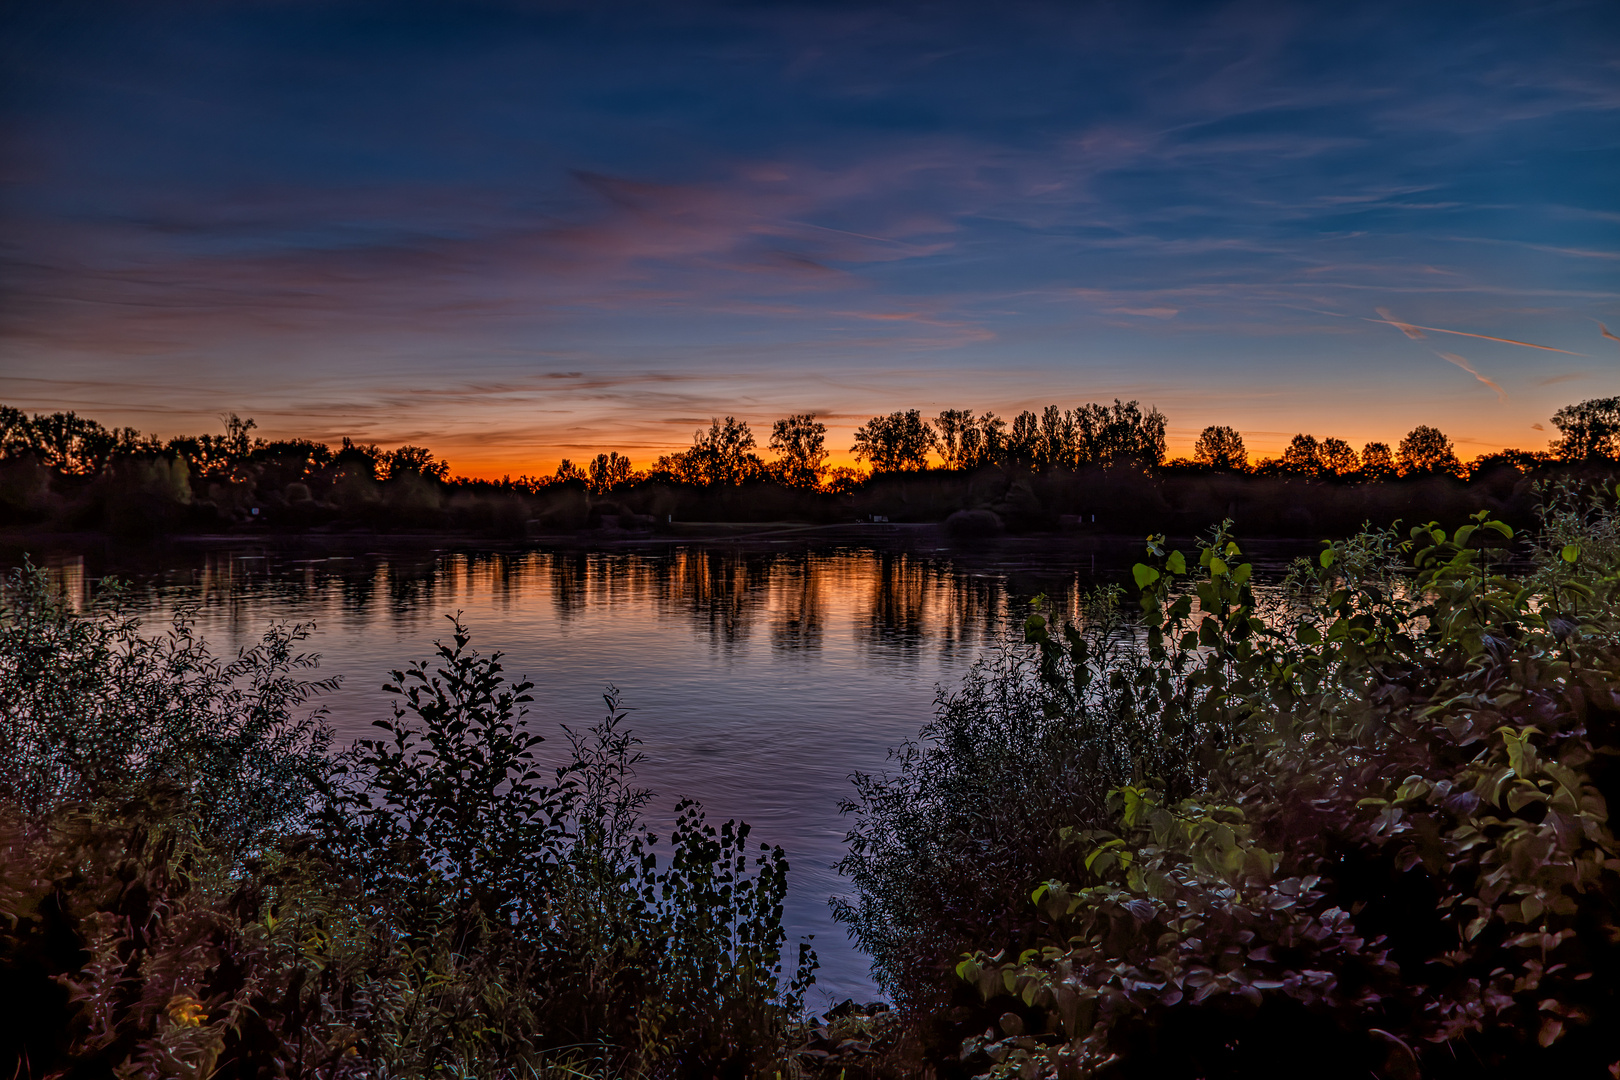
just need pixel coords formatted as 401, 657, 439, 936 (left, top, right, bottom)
1435, 351, 1507, 402
1371, 308, 1585, 355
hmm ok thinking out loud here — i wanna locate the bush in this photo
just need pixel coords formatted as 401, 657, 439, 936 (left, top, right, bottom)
0, 560, 333, 854
832, 581, 1213, 1028
0, 573, 815, 1079
946, 500, 1620, 1078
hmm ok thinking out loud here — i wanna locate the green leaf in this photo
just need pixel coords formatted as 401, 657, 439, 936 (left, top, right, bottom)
1167, 550, 1187, 575
1133, 564, 1161, 589
1319, 549, 1336, 569
1561, 544, 1580, 564
1484, 519, 1513, 538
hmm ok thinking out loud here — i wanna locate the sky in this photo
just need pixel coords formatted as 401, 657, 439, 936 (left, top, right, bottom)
2, 0, 1617, 478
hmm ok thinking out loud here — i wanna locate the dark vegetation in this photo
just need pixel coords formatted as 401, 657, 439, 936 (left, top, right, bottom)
0, 568, 815, 1078
5, 397, 1620, 539
830, 482, 1620, 1078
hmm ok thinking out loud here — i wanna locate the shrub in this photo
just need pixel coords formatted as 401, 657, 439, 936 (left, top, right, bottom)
833, 582, 1213, 1027
1, 577, 815, 1078
950, 503, 1620, 1078
0, 560, 333, 854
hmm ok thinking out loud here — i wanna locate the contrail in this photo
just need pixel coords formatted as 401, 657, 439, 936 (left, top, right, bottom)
1437, 351, 1507, 402
1371, 308, 1585, 355
1601, 322, 1620, 344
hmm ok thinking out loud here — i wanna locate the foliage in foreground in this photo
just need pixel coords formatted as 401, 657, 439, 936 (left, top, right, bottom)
0, 567, 814, 1079
949, 503, 1620, 1078
836, 489, 1620, 1079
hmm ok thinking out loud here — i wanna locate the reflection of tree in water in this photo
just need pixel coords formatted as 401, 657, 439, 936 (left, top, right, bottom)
928, 568, 1007, 655
386, 556, 445, 619
862, 552, 931, 651
547, 551, 592, 619
654, 549, 770, 647
769, 553, 824, 652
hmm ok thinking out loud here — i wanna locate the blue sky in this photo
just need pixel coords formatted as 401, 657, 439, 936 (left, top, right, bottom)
2, 0, 1617, 474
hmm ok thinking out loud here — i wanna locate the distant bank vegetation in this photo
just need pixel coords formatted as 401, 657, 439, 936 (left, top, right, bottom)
3, 397, 1619, 538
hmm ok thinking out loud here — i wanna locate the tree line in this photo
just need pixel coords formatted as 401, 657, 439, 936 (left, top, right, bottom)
3, 396, 1619, 531
544, 394, 1620, 493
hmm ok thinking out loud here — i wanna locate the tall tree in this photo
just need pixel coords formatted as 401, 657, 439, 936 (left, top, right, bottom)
1318, 437, 1358, 477
1074, 400, 1168, 469
1397, 425, 1462, 477
1004, 411, 1040, 467
1280, 434, 1321, 477
851, 410, 936, 473
688, 416, 762, 486
1192, 425, 1248, 471
1360, 442, 1396, 480
1039, 405, 1078, 471
768, 413, 828, 488
934, 410, 977, 471
962, 412, 1006, 469
587, 452, 633, 493
1550, 396, 1620, 460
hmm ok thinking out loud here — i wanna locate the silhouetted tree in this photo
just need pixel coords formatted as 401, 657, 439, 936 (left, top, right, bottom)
1004, 411, 1040, 468
686, 416, 763, 485
960, 412, 1006, 469
1469, 448, 1548, 477
1550, 396, 1620, 460
385, 445, 450, 482
586, 452, 633, 493
1318, 437, 1358, 477
17, 411, 121, 476
1073, 400, 1168, 469
252, 439, 333, 481
1039, 405, 1077, 470
822, 466, 867, 495
553, 458, 587, 484
852, 410, 936, 473
1397, 425, 1462, 477
1192, 425, 1248, 471
934, 410, 977, 471
768, 413, 828, 488
1360, 441, 1396, 481
1280, 434, 1321, 477
222, 414, 258, 461
332, 438, 385, 483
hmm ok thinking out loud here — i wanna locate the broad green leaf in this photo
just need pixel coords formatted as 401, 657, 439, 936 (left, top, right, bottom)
1133, 564, 1161, 589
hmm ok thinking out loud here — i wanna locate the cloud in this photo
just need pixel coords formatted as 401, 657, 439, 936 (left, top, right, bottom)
1435, 352, 1507, 402
1371, 309, 1585, 355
